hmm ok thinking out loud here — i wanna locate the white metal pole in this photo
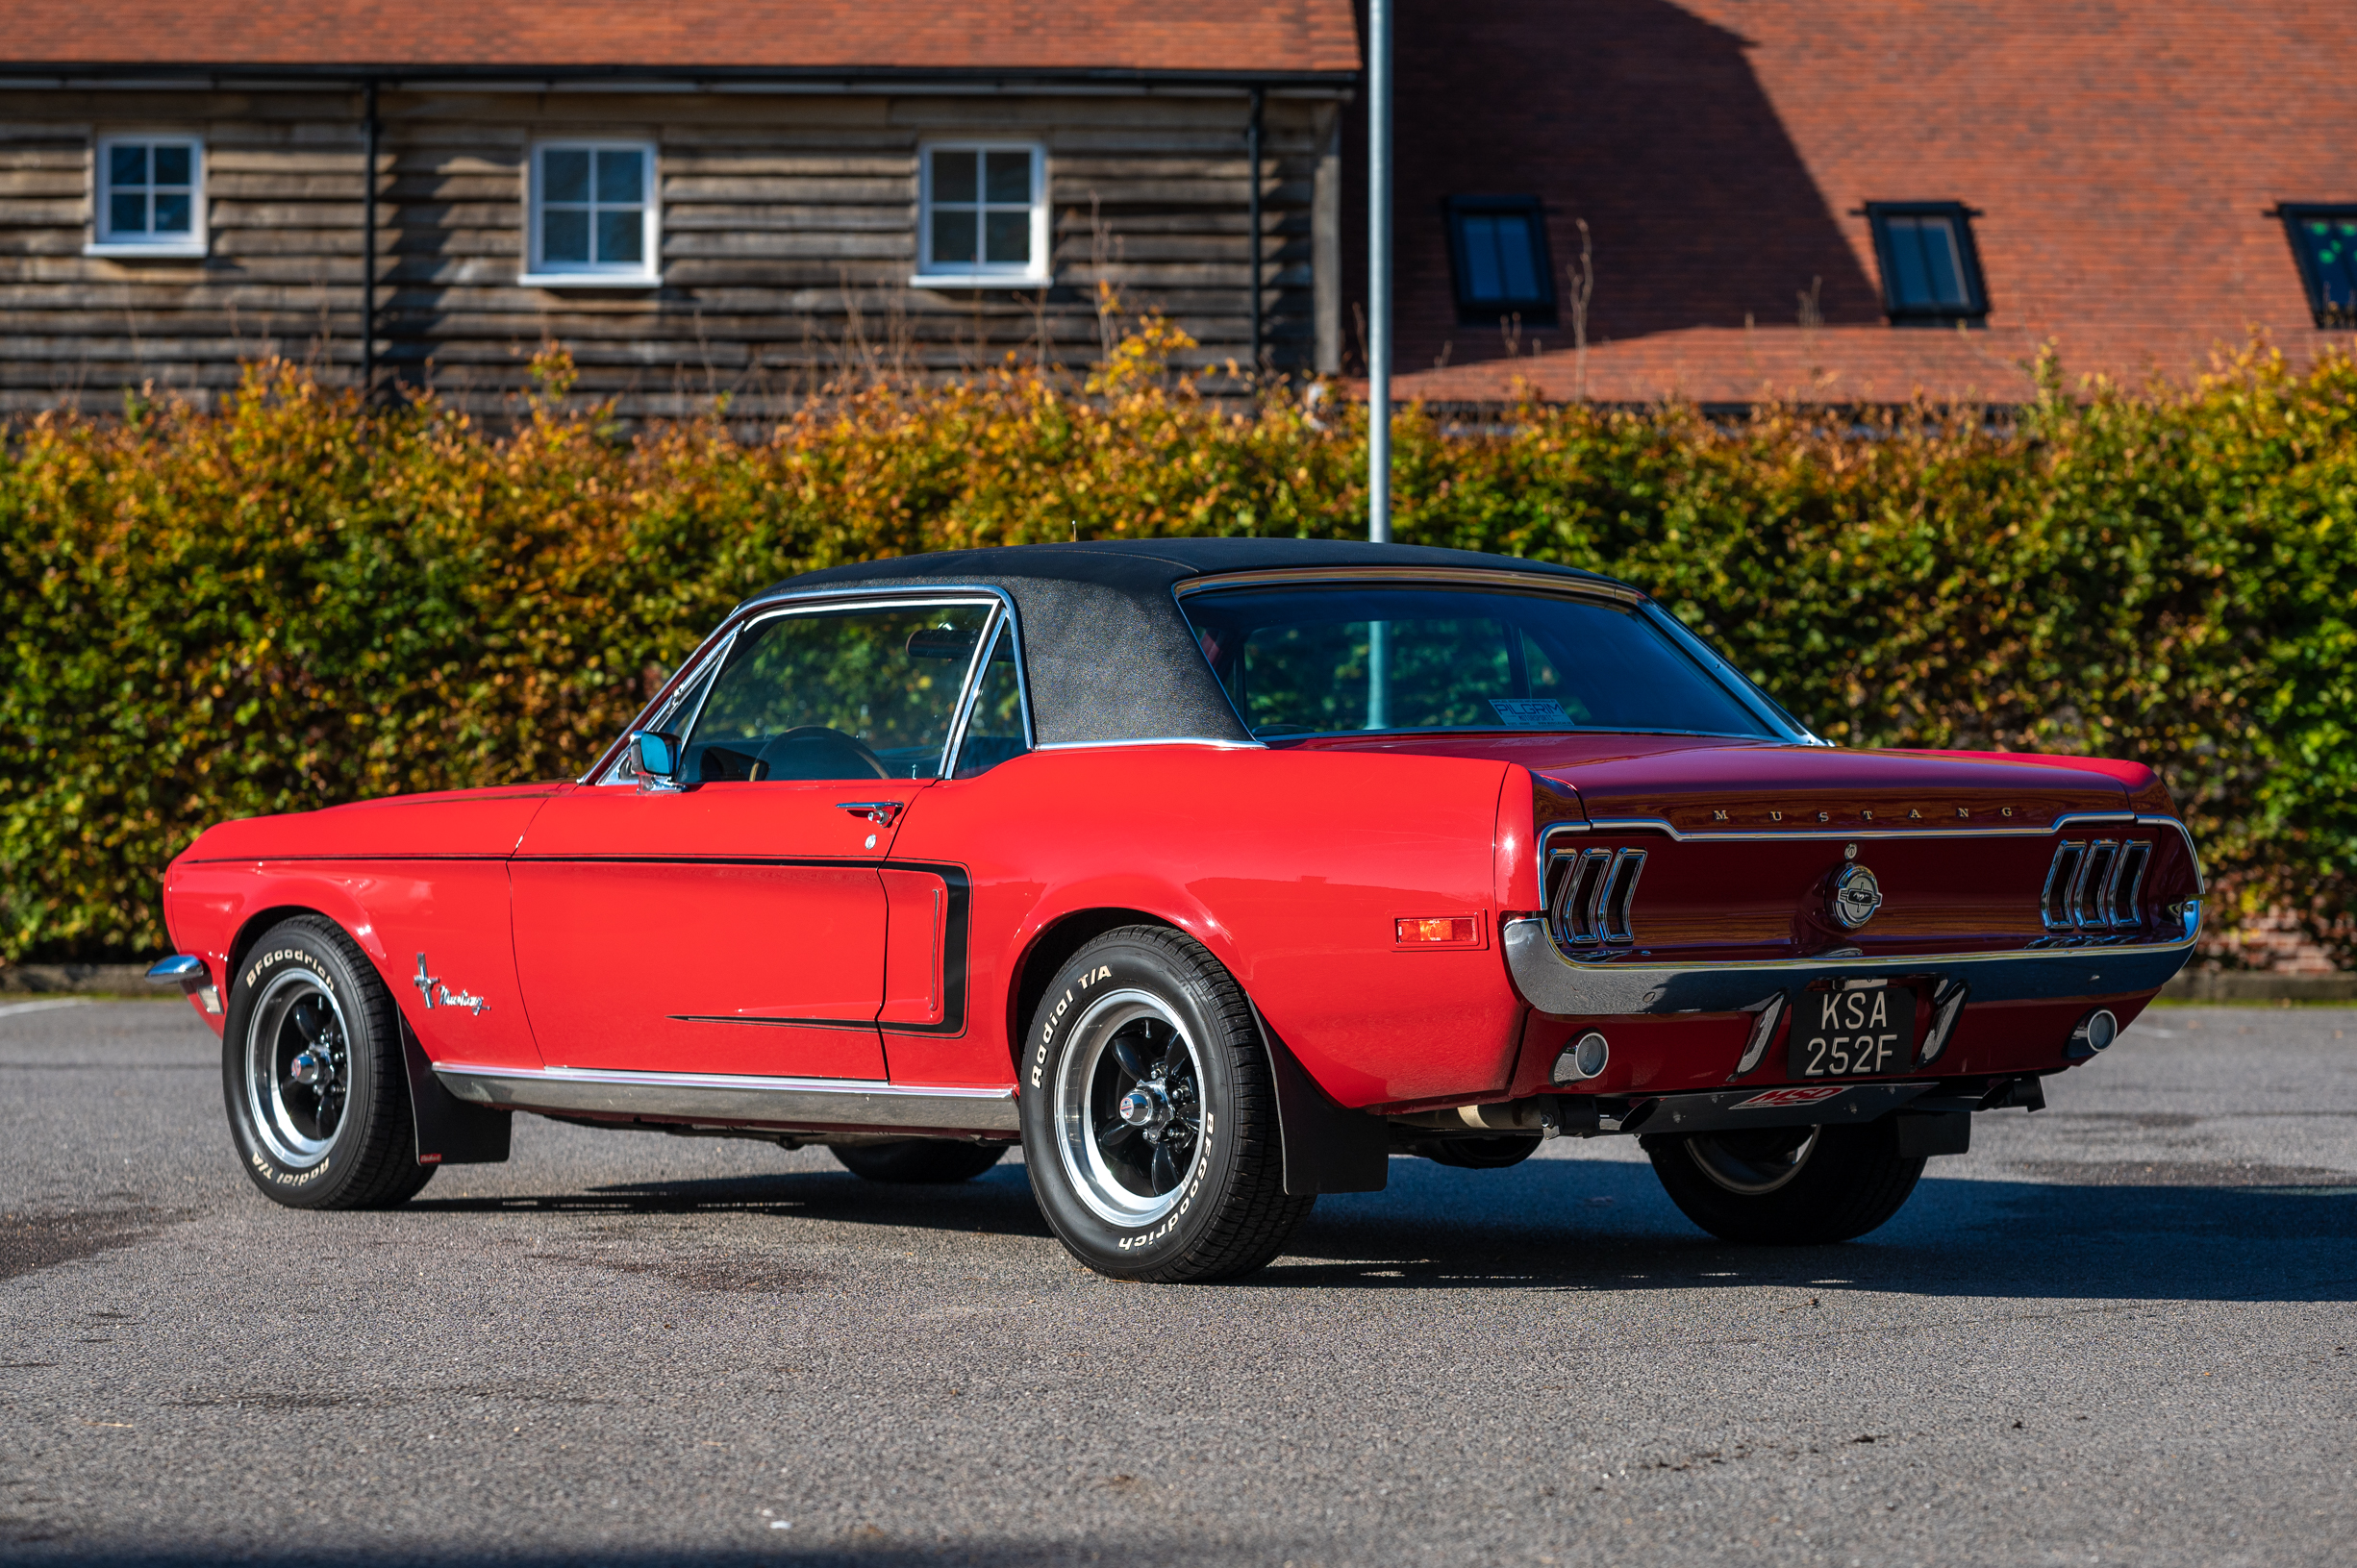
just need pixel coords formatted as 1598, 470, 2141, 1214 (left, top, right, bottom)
1367, 0, 1392, 547
1366, 0, 1392, 729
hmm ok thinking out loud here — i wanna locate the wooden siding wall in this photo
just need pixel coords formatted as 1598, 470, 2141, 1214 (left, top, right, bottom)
0, 87, 1341, 419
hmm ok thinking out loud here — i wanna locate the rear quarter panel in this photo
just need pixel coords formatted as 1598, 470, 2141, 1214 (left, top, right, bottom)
888, 745, 1520, 1108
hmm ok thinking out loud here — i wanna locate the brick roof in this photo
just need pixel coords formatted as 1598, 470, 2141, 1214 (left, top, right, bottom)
0, 0, 1361, 77
1363, 0, 2357, 405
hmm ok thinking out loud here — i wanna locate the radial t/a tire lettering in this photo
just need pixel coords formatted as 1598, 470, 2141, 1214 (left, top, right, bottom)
1018, 926, 1313, 1282
1641, 1118, 1924, 1245
221, 915, 435, 1210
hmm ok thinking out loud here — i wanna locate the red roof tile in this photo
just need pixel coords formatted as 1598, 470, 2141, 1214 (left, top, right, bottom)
0, 1, 1361, 76
1363, 0, 2357, 404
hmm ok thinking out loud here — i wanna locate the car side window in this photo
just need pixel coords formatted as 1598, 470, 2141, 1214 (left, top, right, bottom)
681, 602, 994, 783
952, 623, 1030, 779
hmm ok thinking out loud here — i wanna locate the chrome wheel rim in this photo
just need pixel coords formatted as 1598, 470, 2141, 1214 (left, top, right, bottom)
243, 971, 352, 1169
1052, 989, 1205, 1229
1686, 1125, 1819, 1196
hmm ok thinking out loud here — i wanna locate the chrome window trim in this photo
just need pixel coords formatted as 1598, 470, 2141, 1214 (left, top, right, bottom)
1030, 736, 1264, 753
940, 606, 1041, 778
581, 585, 1025, 784
435, 1061, 1018, 1133
1170, 566, 1819, 748
1170, 564, 1648, 605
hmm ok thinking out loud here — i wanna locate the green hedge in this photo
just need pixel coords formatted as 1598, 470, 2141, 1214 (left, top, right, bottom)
5, 334, 2351, 965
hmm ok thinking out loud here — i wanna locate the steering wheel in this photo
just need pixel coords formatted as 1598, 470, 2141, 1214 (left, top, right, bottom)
754, 725, 892, 781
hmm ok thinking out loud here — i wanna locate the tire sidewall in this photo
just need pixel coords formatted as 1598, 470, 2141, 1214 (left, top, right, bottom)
1017, 935, 1254, 1277
221, 923, 389, 1209
1644, 1120, 1924, 1244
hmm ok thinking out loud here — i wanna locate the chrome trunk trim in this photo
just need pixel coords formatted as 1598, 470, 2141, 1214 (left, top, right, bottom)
433, 1062, 1019, 1134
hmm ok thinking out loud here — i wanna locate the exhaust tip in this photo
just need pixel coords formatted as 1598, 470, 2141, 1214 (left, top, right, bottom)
1554, 1031, 1610, 1083
2068, 1008, 2119, 1058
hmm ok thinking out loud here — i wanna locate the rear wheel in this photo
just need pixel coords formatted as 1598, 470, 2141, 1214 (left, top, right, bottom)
222, 916, 434, 1210
832, 1140, 1006, 1183
1017, 926, 1312, 1282
1642, 1119, 1923, 1244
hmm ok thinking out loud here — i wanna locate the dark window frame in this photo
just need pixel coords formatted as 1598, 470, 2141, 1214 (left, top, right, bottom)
1863, 201, 1991, 323
2278, 204, 2357, 329
1442, 195, 1557, 325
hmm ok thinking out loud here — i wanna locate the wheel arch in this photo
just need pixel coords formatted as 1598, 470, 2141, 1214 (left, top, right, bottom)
1005, 907, 1178, 1079
1004, 906, 1389, 1198
226, 902, 361, 989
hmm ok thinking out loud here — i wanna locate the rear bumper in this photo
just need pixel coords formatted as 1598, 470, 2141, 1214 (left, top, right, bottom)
1500, 911, 2199, 1016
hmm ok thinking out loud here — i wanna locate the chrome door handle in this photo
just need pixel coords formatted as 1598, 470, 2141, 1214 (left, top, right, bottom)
836, 801, 904, 827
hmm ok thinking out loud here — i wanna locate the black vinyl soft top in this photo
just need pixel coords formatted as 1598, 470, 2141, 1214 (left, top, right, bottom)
745, 539, 1637, 748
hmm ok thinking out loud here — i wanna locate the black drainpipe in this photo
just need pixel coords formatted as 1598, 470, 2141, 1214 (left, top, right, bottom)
1246, 86, 1265, 378
361, 80, 378, 400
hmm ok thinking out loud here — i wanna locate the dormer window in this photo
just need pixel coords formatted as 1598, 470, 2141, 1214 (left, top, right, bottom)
1865, 202, 1990, 323
2281, 206, 2357, 328
1443, 195, 1555, 323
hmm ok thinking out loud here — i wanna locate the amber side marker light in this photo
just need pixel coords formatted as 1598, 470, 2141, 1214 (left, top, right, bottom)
1396, 916, 1478, 945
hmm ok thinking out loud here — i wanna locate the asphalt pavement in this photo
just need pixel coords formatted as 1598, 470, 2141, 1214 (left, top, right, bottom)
3, 997, 2351, 1567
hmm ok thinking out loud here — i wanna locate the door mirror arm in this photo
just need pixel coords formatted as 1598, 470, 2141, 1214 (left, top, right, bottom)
629, 730, 686, 793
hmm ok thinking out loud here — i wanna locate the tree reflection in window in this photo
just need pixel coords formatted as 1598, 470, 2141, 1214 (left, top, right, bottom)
684, 604, 993, 782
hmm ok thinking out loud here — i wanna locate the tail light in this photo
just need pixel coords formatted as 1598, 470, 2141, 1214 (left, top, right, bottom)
1548, 846, 1646, 947
2042, 837, 2150, 933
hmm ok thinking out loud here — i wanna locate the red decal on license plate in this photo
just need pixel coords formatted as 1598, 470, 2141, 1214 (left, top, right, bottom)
1730, 1085, 1849, 1109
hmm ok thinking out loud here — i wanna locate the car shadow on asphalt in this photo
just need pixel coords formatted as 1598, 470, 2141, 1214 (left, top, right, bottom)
1268, 1156, 2357, 1302
408, 1165, 1060, 1238
406, 1155, 2355, 1305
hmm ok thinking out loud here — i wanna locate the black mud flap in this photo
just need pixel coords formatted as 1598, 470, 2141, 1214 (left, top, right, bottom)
1256, 1008, 1389, 1196
399, 1017, 512, 1167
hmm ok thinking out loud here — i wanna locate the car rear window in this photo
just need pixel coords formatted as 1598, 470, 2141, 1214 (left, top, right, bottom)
1178, 584, 1777, 740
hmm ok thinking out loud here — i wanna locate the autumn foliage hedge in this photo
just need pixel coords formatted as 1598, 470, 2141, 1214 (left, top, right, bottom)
4, 329, 2352, 965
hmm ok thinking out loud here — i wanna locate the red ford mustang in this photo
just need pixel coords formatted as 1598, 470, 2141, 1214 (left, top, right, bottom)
152, 540, 2202, 1281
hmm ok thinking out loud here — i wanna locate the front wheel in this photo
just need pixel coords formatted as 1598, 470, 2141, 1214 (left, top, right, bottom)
221, 916, 434, 1210
1642, 1118, 1923, 1244
1018, 926, 1313, 1282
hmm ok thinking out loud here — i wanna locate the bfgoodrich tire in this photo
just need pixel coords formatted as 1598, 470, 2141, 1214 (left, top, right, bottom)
221, 916, 435, 1210
1642, 1118, 1924, 1245
1017, 926, 1313, 1282
832, 1140, 1007, 1183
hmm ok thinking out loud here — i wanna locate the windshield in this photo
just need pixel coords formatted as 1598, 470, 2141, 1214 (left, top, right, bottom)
1179, 584, 1778, 740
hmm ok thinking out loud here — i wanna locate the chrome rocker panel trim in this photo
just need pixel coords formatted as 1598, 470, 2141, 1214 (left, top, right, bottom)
433, 1062, 1020, 1135
1501, 912, 2201, 1018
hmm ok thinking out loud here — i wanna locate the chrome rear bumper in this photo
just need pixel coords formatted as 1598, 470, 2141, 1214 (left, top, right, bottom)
1501, 913, 2199, 1017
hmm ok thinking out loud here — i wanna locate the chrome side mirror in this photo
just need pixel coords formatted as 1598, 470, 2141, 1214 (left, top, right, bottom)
628, 730, 684, 792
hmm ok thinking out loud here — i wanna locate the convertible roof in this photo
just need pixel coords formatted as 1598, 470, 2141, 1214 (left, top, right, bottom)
747, 539, 1636, 749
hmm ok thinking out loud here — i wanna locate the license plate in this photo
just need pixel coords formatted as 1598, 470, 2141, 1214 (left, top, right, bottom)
1789, 984, 1918, 1080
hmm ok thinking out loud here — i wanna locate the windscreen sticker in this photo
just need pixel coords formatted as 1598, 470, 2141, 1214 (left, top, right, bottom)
1488, 697, 1571, 728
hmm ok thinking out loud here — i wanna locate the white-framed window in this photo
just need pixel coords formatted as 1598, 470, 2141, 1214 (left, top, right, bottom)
88, 136, 205, 257
914, 142, 1049, 287
522, 140, 660, 286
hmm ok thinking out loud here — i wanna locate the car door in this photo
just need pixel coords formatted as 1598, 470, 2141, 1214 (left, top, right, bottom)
510, 595, 1000, 1080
